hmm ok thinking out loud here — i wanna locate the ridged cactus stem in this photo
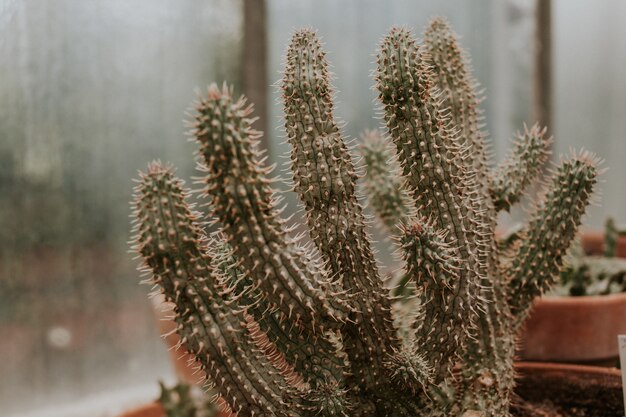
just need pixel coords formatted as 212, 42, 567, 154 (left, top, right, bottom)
375, 27, 481, 378
191, 84, 350, 333
209, 235, 346, 386
131, 163, 292, 416
507, 152, 599, 323
423, 17, 487, 178
423, 20, 526, 417
360, 129, 412, 234
422, 16, 500, 293
490, 124, 552, 212
400, 221, 466, 382
281, 30, 400, 390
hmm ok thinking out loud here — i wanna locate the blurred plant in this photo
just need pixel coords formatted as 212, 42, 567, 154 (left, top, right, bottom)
552, 218, 626, 296
130, 18, 600, 417
158, 381, 218, 417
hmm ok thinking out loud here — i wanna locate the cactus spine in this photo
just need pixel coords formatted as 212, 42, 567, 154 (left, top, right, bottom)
131, 18, 599, 417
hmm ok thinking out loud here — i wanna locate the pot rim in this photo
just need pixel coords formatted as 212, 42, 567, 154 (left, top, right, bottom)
537, 290, 626, 305
516, 361, 622, 379
117, 402, 163, 417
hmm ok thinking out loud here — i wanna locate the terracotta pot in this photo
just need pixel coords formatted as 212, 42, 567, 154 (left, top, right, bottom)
118, 403, 164, 417
514, 362, 624, 416
581, 230, 626, 257
118, 402, 231, 417
519, 292, 626, 364
519, 231, 626, 364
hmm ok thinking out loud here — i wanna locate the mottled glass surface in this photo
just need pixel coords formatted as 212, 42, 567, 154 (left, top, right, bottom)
2, 0, 625, 415
554, 0, 626, 227
0, 1, 241, 415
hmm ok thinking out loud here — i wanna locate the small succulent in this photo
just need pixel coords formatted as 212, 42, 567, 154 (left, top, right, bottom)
552, 218, 626, 296
158, 381, 218, 417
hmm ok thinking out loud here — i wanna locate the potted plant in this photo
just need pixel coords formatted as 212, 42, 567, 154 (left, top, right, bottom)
581, 217, 626, 257
118, 382, 225, 417
121, 366, 624, 417
519, 218, 626, 365
125, 19, 621, 416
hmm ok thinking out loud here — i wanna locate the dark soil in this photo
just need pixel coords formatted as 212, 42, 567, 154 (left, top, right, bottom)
513, 399, 612, 417
512, 364, 624, 417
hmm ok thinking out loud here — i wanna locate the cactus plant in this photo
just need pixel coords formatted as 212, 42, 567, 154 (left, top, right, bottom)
130, 18, 600, 417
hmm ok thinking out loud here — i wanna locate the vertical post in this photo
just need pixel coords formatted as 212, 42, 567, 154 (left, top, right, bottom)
617, 334, 626, 412
242, 0, 268, 151
534, 0, 552, 135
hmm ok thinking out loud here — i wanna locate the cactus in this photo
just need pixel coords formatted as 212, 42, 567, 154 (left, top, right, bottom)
130, 18, 600, 417
553, 218, 626, 296
360, 129, 412, 234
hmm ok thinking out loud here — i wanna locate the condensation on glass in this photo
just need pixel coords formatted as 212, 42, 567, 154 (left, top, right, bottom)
0, 1, 241, 415
2, 0, 625, 415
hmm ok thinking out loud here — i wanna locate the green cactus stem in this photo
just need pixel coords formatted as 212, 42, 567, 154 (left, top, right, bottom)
131, 163, 295, 416
209, 234, 346, 385
191, 84, 351, 332
508, 152, 600, 321
360, 129, 411, 233
375, 27, 482, 383
605, 217, 618, 257
423, 17, 487, 178
281, 29, 400, 392
489, 124, 552, 212
399, 221, 467, 381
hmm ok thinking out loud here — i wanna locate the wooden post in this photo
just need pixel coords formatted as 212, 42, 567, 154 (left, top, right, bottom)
534, 0, 552, 135
242, 0, 269, 151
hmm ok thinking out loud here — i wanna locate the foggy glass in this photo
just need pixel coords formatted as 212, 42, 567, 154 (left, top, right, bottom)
2, 0, 626, 415
0, 1, 241, 415
554, 0, 626, 228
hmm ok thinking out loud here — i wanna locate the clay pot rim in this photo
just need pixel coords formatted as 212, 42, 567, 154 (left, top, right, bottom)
516, 361, 622, 379
117, 402, 163, 417
120, 363, 621, 417
538, 290, 626, 305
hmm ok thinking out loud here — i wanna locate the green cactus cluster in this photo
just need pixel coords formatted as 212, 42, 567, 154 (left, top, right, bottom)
131, 18, 600, 417
157, 381, 218, 417
553, 218, 626, 296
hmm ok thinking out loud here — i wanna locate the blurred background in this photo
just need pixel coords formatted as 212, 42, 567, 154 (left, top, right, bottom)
0, 0, 624, 415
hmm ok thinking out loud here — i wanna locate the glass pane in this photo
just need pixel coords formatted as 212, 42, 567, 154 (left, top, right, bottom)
554, 0, 626, 228
0, 1, 241, 414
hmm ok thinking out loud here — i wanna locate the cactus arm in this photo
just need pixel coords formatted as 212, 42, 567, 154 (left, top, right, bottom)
423, 17, 488, 178
281, 30, 400, 389
375, 27, 480, 267
489, 124, 552, 212
375, 26, 482, 357
209, 235, 346, 385
191, 84, 350, 333
399, 221, 467, 382
507, 152, 599, 323
360, 129, 412, 233
377, 27, 518, 416
131, 163, 292, 417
